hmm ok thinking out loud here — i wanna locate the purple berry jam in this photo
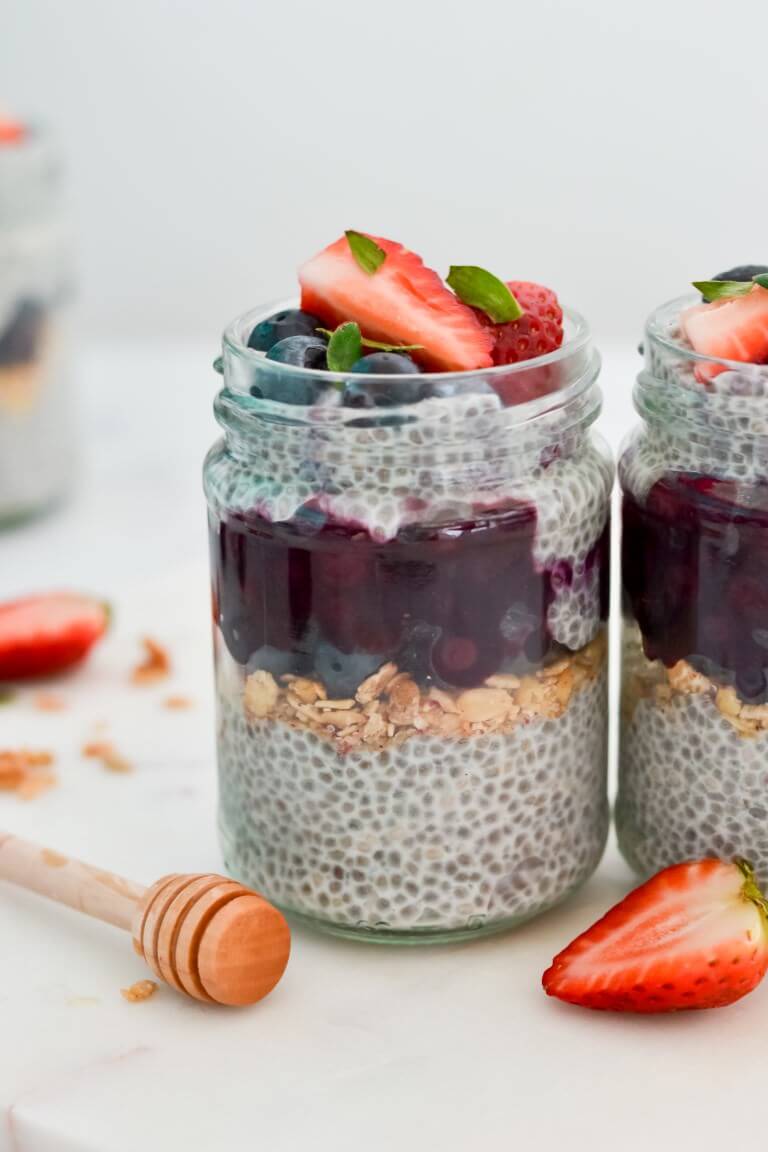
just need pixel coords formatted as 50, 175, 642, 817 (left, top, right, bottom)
211, 501, 610, 691
622, 473, 768, 703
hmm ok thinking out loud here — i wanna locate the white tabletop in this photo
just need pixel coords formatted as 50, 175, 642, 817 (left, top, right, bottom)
1, 346, 760, 1152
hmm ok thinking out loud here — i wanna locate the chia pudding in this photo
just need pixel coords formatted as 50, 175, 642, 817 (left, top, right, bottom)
0, 118, 76, 525
617, 270, 768, 885
205, 232, 612, 941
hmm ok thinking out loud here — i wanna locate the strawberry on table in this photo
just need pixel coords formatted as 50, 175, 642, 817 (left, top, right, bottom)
543, 859, 768, 1013
299, 232, 494, 372
0, 593, 109, 680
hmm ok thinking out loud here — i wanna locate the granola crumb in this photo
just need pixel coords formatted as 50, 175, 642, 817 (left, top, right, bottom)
82, 741, 133, 774
33, 693, 67, 712
0, 749, 57, 797
244, 670, 279, 720
163, 695, 193, 710
120, 979, 158, 1003
132, 637, 171, 684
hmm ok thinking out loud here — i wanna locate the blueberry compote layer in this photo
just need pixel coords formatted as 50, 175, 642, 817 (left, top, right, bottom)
623, 472, 768, 703
212, 500, 610, 692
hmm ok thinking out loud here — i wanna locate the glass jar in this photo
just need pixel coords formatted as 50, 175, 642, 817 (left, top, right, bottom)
617, 296, 768, 884
205, 301, 613, 942
0, 122, 76, 525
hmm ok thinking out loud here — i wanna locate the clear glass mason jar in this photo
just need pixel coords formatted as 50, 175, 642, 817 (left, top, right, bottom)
0, 122, 76, 525
617, 296, 768, 884
204, 300, 613, 942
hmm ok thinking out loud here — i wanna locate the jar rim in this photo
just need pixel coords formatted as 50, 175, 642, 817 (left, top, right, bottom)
221, 296, 592, 386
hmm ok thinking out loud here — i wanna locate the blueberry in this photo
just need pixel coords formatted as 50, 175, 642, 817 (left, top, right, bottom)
246, 646, 297, 678
265, 335, 328, 370
351, 352, 421, 375
0, 299, 44, 366
250, 336, 329, 405
314, 642, 385, 698
712, 265, 768, 282
248, 309, 325, 352
342, 376, 425, 409
421, 377, 496, 399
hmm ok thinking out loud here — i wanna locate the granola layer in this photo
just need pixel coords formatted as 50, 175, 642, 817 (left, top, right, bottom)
239, 632, 606, 755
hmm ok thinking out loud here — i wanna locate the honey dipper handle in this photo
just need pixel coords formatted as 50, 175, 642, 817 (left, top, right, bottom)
0, 831, 145, 932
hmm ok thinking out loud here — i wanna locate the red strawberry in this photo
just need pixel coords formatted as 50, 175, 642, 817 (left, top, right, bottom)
488, 281, 564, 366
0, 117, 24, 145
299, 234, 493, 372
0, 593, 109, 680
681, 285, 768, 381
543, 859, 768, 1013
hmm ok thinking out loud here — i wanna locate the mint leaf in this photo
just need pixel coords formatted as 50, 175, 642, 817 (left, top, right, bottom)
446, 266, 522, 323
345, 231, 386, 275
694, 280, 754, 302
326, 322, 363, 372
754, 273, 768, 290
317, 328, 423, 353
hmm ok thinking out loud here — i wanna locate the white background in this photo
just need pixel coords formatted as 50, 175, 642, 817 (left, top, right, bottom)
3, 0, 768, 347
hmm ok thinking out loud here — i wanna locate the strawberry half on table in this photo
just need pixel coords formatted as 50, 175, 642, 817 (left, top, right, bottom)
543, 859, 768, 1013
299, 233, 494, 372
0, 592, 109, 680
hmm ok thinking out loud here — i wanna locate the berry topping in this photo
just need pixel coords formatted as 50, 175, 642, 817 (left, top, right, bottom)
265, 335, 328, 370
681, 284, 768, 376
0, 300, 44, 367
486, 281, 564, 366
247, 309, 325, 352
0, 593, 109, 680
299, 234, 493, 372
543, 858, 768, 1013
713, 264, 768, 283
351, 352, 421, 375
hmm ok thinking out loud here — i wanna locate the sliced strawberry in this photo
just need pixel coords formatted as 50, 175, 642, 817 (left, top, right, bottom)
681, 285, 768, 381
0, 593, 109, 680
543, 859, 768, 1013
299, 234, 493, 372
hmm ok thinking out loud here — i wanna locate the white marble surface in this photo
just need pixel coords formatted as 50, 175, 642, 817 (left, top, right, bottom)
0, 346, 763, 1152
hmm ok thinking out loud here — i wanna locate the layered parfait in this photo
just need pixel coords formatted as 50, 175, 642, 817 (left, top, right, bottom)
205, 232, 612, 941
618, 266, 768, 883
0, 116, 75, 524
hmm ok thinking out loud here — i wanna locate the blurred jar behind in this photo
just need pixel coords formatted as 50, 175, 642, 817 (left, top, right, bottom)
0, 116, 76, 526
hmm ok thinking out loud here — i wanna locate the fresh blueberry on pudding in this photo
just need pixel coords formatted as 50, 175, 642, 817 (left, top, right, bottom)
205, 230, 612, 942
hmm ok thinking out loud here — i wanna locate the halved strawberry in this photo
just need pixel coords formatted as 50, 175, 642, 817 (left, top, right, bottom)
299, 234, 493, 372
543, 859, 768, 1013
0, 593, 109, 680
681, 285, 768, 381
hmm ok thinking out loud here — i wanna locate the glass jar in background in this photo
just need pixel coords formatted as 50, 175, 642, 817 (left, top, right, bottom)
0, 119, 76, 525
617, 297, 768, 883
205, 302, 613, 943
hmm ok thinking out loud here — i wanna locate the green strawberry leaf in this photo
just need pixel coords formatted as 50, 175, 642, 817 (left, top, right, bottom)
326, 322, 363, 373
694, 280, 754, 302
345, 231, 386, 275
446, 266, 523, 323
317, 328, 423, 353
754, 273, 768, 290
0, 689, 15, 706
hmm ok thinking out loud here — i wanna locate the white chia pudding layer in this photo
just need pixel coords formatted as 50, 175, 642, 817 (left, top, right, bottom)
216, 640, 608, 937
617, 628, 768, 887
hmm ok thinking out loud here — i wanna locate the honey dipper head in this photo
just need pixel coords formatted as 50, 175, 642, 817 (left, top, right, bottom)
133, 873, 291, 1006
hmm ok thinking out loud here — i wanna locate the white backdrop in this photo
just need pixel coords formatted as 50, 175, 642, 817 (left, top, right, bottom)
3, 0, 767, 347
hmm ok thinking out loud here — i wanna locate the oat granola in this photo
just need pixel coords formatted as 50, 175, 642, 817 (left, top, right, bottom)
240, 631, 607, 754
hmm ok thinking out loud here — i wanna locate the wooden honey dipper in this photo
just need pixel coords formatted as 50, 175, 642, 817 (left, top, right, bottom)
0, 831, 290, 1006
